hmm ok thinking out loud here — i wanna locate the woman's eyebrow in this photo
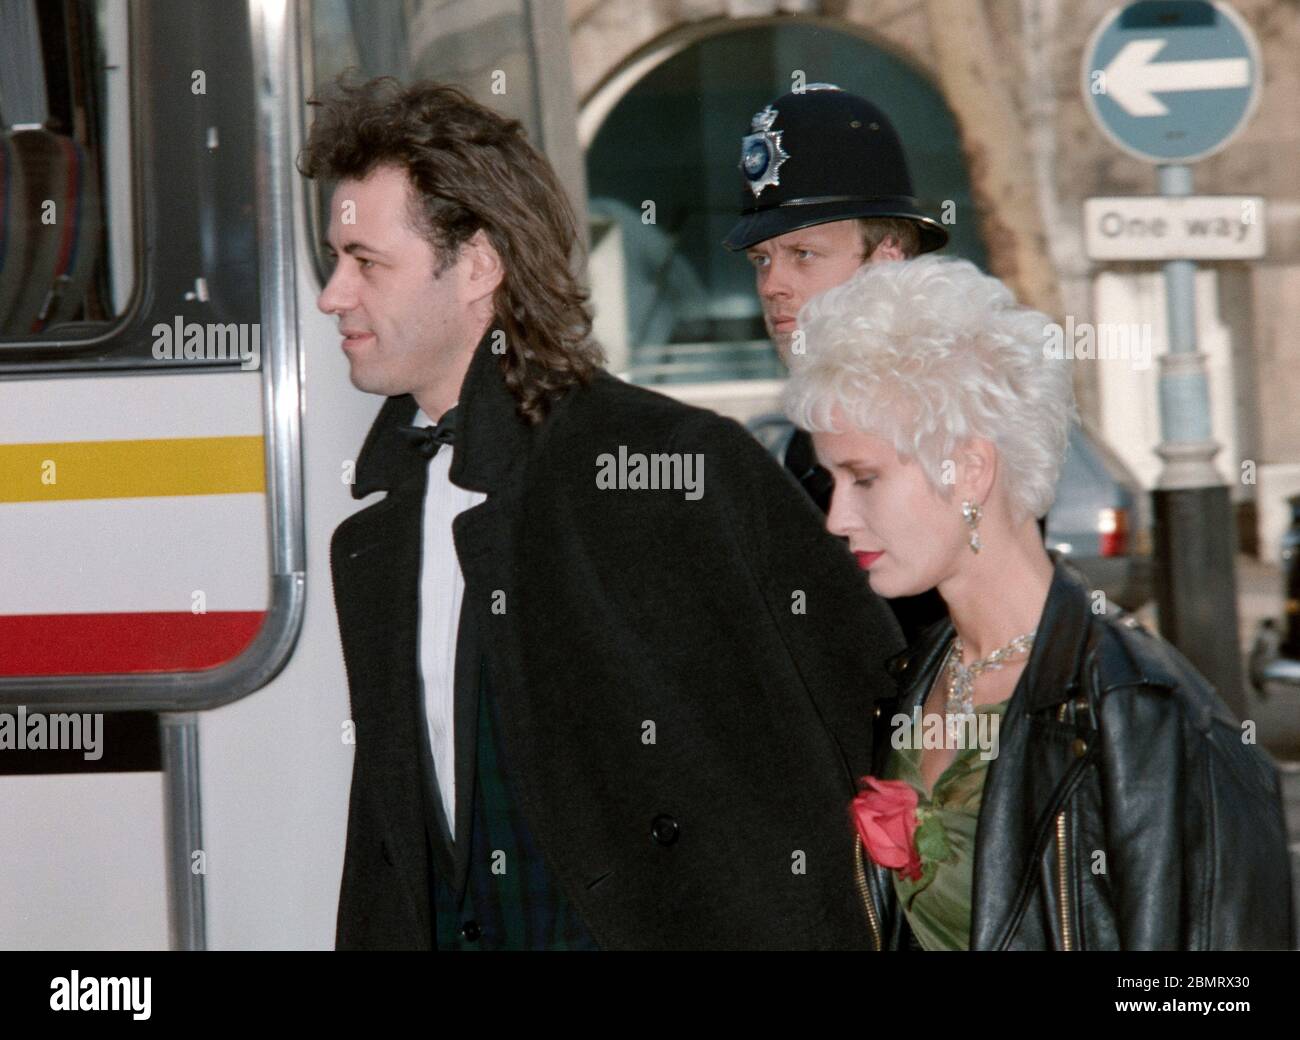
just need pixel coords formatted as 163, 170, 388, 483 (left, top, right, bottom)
820, 456, 872, 472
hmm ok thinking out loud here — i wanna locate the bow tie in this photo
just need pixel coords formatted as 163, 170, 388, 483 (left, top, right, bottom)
398, 407, 458, 459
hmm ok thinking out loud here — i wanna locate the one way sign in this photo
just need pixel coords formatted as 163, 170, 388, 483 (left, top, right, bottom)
1082, 1, 1261, 163
1083, 196, 1266, 260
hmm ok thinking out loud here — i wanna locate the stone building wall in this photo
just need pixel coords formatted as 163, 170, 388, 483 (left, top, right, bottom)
566, 0, 1300, 550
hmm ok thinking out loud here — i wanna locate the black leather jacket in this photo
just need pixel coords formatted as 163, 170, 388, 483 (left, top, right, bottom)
857, 559, 1295, 950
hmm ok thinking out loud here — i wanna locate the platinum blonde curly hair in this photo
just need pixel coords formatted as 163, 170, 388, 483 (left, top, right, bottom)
783, 255, 1075, 522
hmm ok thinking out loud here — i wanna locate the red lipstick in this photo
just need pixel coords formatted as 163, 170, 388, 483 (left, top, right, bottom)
854, 551, 883, 570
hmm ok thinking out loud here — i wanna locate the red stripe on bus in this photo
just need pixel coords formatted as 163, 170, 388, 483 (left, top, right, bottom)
0, 611, 266, 676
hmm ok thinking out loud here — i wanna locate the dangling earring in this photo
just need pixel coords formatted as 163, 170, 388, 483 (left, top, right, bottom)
962, 500, 982, 554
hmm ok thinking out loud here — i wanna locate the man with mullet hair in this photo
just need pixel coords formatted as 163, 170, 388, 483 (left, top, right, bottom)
303, 76, 903, 950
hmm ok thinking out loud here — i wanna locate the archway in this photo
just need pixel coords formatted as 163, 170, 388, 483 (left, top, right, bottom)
583, 19, 985, 383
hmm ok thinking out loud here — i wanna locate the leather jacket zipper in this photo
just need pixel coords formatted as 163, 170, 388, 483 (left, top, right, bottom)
1056, 702, 1074, 950
1055, 809, 1073, 950
853, 837, 883, 951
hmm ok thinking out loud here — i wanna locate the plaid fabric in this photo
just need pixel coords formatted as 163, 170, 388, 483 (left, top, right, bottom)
433, 669, 598, 950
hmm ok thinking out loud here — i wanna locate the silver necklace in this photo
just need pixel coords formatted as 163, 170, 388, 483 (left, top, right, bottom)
944, 630, 1036, 720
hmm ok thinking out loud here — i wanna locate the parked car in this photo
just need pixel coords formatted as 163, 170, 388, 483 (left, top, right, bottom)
747, 416, 1153, 610
1249, 492, 1300, 697
1046, 421, 1153, 610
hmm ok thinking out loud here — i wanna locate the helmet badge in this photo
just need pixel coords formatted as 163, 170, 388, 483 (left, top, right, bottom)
739, 105, 789, 198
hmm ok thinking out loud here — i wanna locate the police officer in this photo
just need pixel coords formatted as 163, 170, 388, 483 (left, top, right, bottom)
724, 84, 948, 641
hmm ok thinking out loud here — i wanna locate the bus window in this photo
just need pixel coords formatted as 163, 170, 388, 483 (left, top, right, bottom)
0, 0, 133, 339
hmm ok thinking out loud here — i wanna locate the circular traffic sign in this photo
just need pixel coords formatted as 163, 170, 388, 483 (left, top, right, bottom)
1082, 0, 1262, 164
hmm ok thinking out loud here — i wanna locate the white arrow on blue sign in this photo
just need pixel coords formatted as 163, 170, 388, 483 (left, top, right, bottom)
1082, 0, 1262, 163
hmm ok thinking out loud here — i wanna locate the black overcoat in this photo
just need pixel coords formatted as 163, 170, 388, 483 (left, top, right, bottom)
331, 329, 905, 949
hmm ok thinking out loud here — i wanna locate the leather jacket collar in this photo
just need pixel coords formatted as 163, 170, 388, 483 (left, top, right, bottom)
882, 554, 1180, 715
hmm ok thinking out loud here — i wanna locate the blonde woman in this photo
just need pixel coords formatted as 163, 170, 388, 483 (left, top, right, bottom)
785, 255, 1293, 951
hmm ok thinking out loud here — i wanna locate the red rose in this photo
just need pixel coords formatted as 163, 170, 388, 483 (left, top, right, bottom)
851, 777, 923, 881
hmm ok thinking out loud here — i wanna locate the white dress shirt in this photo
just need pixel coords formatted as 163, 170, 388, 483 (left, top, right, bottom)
414, 406, 486, 841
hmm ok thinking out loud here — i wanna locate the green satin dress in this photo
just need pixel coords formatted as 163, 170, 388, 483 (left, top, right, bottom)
882, 699, 1010, 951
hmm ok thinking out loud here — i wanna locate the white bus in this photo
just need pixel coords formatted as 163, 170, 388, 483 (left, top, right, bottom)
0, 0, 591, 950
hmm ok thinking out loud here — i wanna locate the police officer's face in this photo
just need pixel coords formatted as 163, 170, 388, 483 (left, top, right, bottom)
746, 220, 898, 363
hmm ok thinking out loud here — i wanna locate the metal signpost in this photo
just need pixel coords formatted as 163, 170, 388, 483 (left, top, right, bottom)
1082, 0, 1263, 714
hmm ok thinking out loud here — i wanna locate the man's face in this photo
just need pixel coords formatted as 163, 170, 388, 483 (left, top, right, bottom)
745, 220, 867, 363
318, 164, 475, 401
745, 219, 904, 364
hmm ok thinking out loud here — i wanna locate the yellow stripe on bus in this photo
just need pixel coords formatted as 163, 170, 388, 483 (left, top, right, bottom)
0, 436, 265, 502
